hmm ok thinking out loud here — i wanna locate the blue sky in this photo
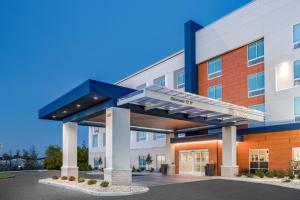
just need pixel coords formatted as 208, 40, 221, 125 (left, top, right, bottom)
0, 0, 251, 156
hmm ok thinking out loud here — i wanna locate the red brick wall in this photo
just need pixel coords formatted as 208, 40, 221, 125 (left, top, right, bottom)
198, 46, 264, 107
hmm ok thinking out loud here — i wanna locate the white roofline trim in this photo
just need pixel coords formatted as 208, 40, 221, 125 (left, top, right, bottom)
116, 50, 184, 85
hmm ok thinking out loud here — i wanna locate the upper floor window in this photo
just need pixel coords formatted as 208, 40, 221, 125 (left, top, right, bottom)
174, 68, 185, 89
294, 60, 300, 86
248, 72, 264, 97
137, 131, 147, 142
154, 76, 165, 87
154, 133, 165, 140
92, 134, 98, 148
294, 97, 300, 122
208, 85, 222, 100
248, 39, 264, 66
136, 83, 146, 90
293, 23, 300, 49
208, 57, 222, 79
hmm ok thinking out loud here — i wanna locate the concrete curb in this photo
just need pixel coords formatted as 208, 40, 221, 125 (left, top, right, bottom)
217, 177, 300, 190
38, 179, 149, 196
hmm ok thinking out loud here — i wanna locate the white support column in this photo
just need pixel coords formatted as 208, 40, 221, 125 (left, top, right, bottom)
221, 126, 239, 177
166, 134, 175, 175
104, 107, 132, 185
61, 122, 78, 178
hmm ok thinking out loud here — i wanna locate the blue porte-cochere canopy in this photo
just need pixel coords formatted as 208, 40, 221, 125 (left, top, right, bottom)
39, 79, 264, 134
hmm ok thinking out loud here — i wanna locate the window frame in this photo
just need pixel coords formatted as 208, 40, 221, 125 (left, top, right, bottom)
207, 57, 222, 80
247, 71, 265, 98
293, 23, 300, 45
249, 148, 269, 171
208, 84, 222, 100
294, 60, 300, 86
137, 131, 147, 142
153, 76, 166, 87
294, 97, 300, 122
154, 133, 165, 140
292, 147, 300, 162
92, 134, 98, 148
138, 155, 146, 168
247, 39, 264, 67
174, 68, 185, 89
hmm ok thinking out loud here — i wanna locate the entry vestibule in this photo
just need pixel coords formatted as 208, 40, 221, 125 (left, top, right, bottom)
179, 150, 209, 176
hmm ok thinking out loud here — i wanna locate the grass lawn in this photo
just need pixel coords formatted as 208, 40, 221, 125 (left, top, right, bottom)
0, 172, 15, 179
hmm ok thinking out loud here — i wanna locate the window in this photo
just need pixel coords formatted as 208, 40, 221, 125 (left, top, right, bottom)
294, 97, 300, 122
208, 57, 222, 79
94, 127, 100, 133
93, 158, 100, 169
248, 72, 264, 97
177, 133, 186, 138
249, 149, 269, 171
292, 147, 300, 172
138, 155, 146, 168
208, 85, 222, 100
294, 60, 300, 86
293, 148, 300, 162
136, 83, 146, 90
137, 132, 147, 142
249, 104, 265, 112
174, 68, 185, 89
103, 133, 106, 147
154, 133, 165, 140
92, 134, 98, 148
293, 23, 300, 49
154, 76, 165, 87
248, 39, 264, 66
156, 155, 166, 170
248, 104, 265, 127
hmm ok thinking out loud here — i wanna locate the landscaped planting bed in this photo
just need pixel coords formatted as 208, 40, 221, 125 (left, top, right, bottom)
0, 172, 15, 179
39, 176, 149, 196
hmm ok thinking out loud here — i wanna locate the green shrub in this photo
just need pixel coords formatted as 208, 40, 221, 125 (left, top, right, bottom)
100, 181, 109, 187
78, 177, 85, 183
52, 176, 59, 180
289, 174, 295, 179
139, 167, 145, 172
255, 170, 265, 178
246, 173, 254, 178
78, 163, 92, 171
132, 166, 136, 172
265, 171, 275, 178
297, 174, 300, 179
87, 179, 97, 185
68, 176, 76, 181
276, 171, 285, 178
61, 176, 68, 180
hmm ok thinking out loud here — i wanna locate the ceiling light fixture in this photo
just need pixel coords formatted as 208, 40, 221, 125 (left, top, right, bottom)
63, 110, 67, 114
52, 115, 56, 119
76, 104, 81, 108
93, 96, 99, 100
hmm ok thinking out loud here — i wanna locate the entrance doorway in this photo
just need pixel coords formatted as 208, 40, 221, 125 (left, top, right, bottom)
179, 150, 209, 176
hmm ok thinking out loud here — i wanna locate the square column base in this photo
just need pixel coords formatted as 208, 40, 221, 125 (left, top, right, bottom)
61, 166, 79, 178
104, 168, 132, 186
221, 165, 239, 177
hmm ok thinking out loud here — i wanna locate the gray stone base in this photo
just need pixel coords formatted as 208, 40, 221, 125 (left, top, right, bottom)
104, 168, 132, 186
61, 166, 79, 178
221, 165, 239, 177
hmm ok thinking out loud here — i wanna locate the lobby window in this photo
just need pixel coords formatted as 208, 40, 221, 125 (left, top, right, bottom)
92, 134, 98, 148
208, 85, 222, 100
154, 133, 165, 140
174, 68, 185, 89
136, 83, 146, 90
292, 147, 300, 162
248, 39, 264, 66
156, 155, 166, 170
248, 72, 265, 97
294, 97, 300, 122
137, 132, 147, 142
249, 149, 269, 171
138, 155, 146, 168
154, 76, 166, 87
208, 57, 222, 79
293, 23, 300, 49
294, 60, 300, 86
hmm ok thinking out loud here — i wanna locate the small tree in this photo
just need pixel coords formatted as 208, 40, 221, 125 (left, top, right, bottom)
44, 145, 62, 170
145, 153, 153, 170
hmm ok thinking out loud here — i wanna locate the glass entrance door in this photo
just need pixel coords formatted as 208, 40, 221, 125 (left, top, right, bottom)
179, 150, 209, 176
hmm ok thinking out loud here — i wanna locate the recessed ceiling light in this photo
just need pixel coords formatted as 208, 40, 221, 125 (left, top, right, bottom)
63, 110, 67, 114
76, 104, 81, 108
93, 96, 99, 100
52, 115, 56, 119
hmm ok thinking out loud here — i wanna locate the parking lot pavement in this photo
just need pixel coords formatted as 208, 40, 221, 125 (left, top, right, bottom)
1, 171, 300, 200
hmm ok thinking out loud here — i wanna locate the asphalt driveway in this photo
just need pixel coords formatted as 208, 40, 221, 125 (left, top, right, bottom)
0, 171, 300, 200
